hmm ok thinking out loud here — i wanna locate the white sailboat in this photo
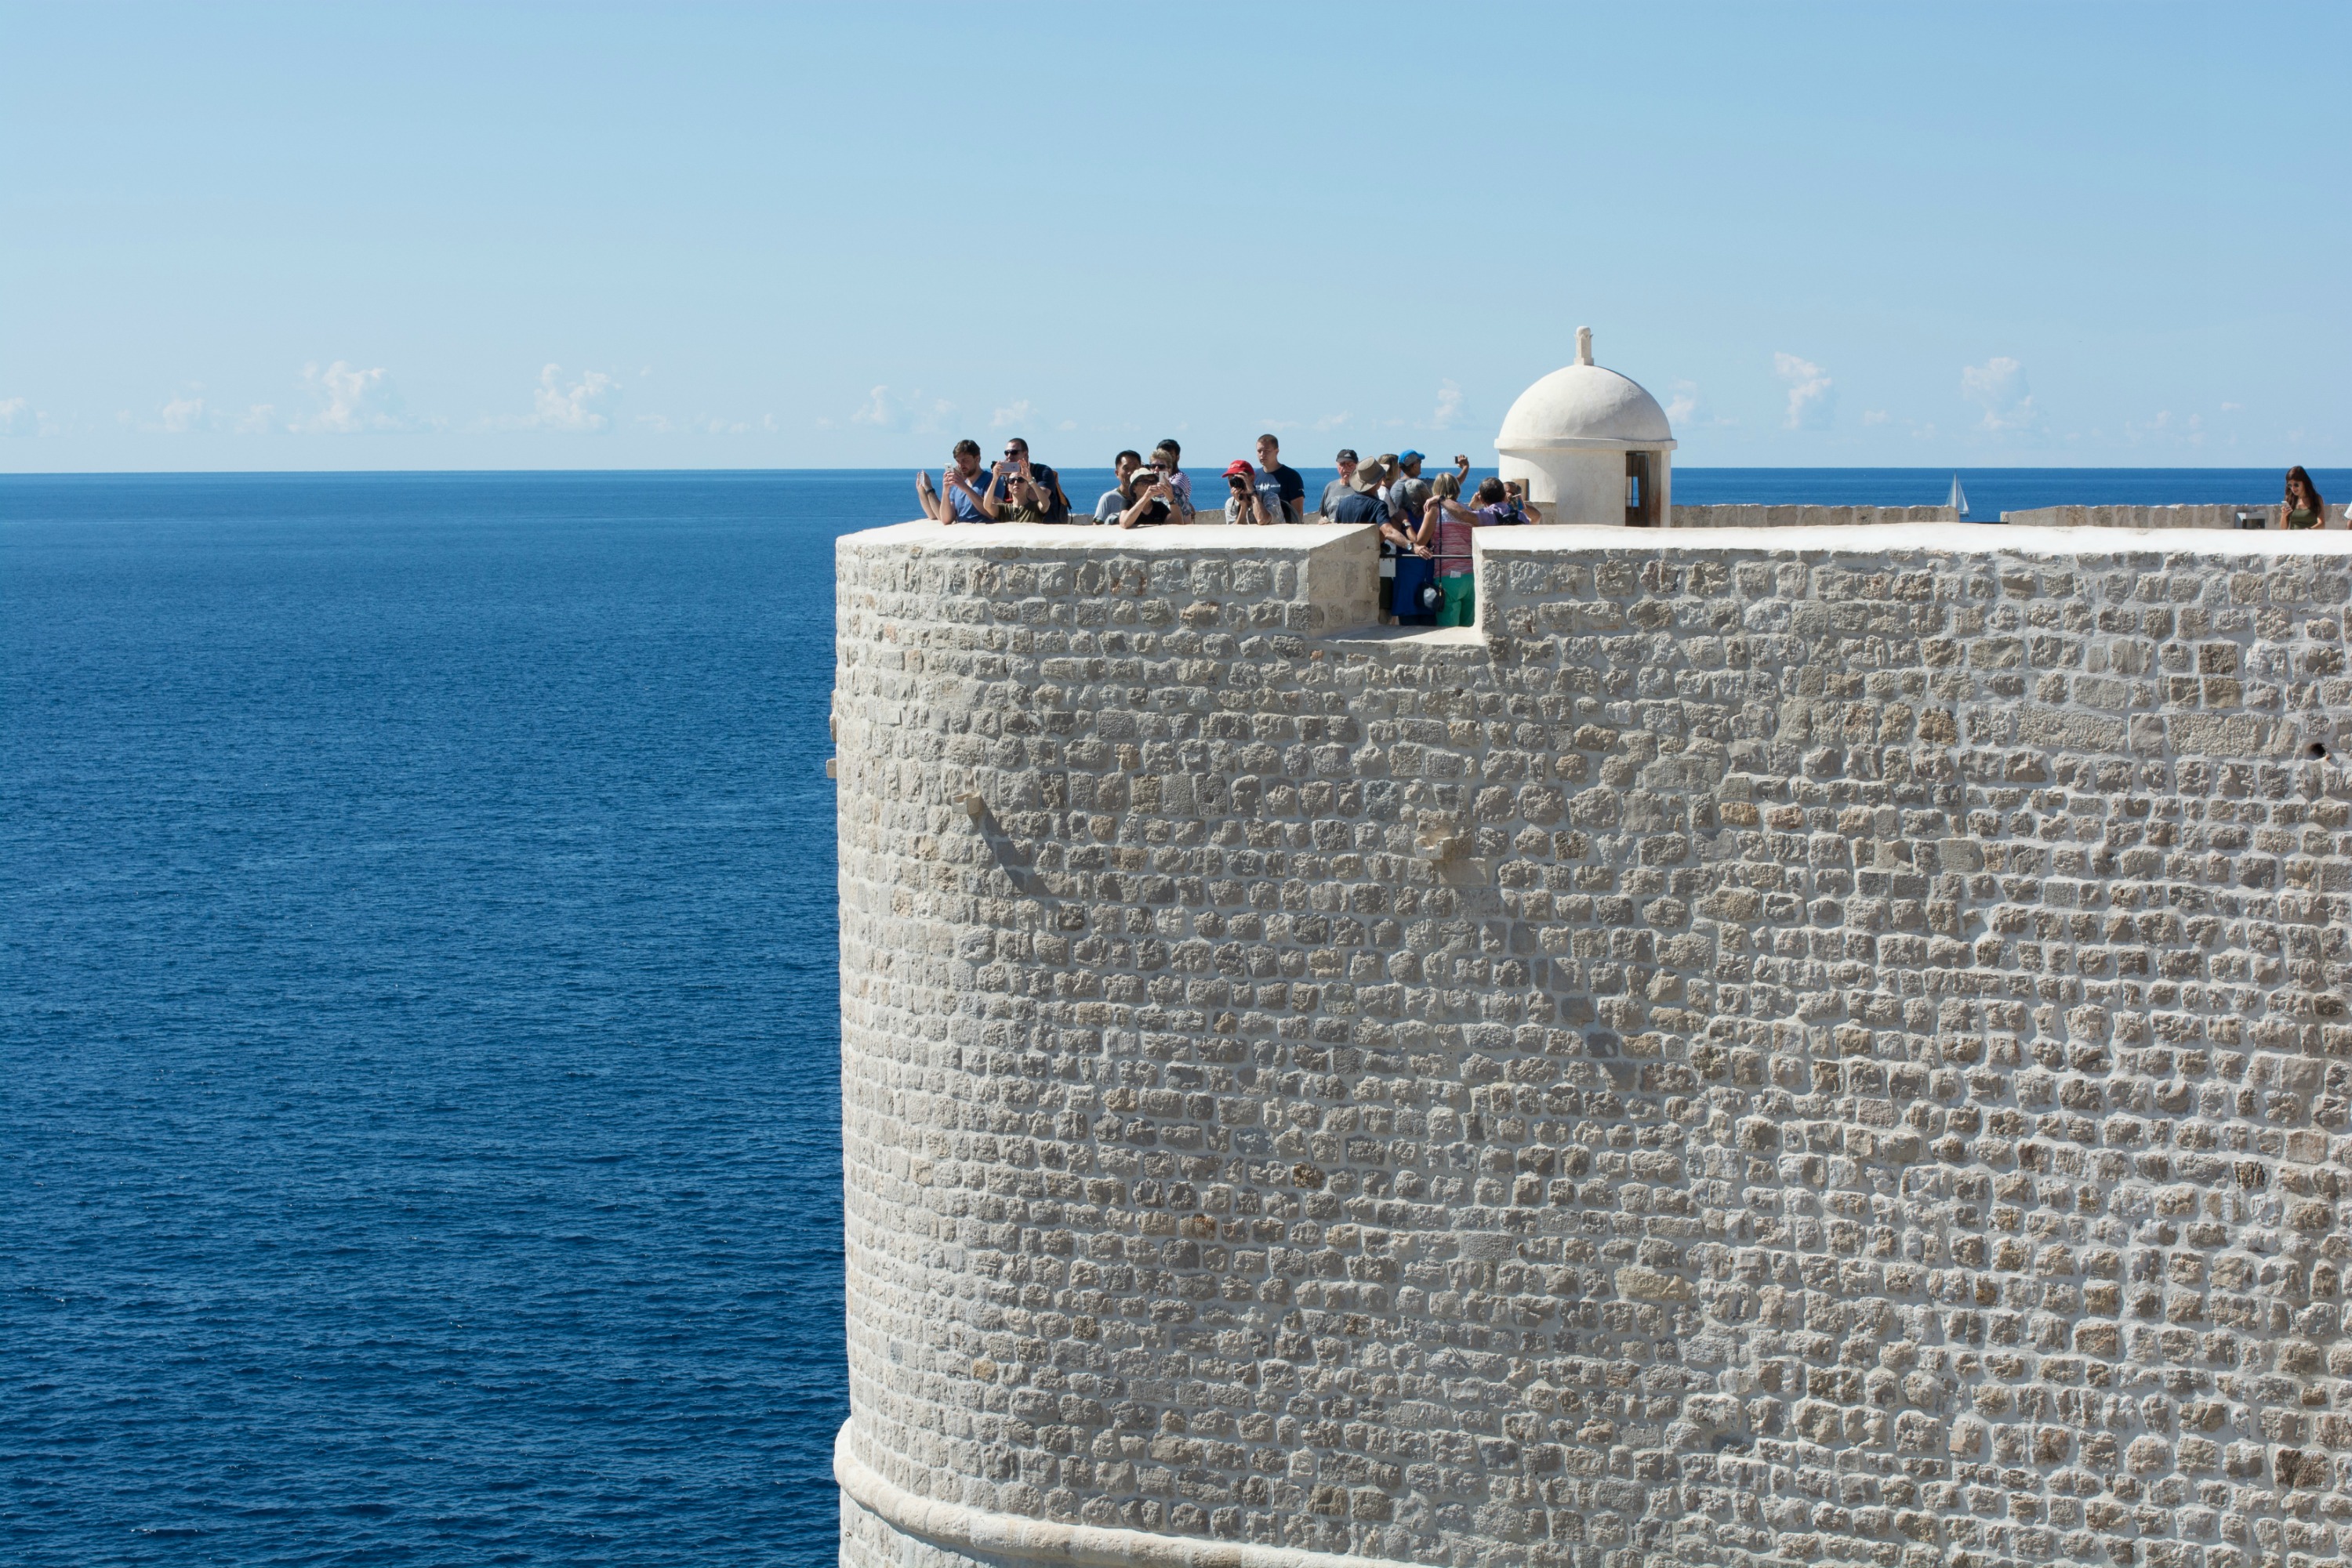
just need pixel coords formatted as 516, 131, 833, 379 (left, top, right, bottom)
1947, 473, 1970, 518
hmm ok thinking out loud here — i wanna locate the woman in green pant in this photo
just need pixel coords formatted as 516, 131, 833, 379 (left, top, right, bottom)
1416, 476, 1544, 626
1421, 474, 1486, 627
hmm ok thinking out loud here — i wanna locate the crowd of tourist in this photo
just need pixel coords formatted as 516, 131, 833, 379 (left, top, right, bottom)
915, 441, 2337, 626
913, 434, 1540, 626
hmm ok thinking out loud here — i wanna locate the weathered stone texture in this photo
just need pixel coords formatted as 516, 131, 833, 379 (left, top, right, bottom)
834, 521, 2352, 1568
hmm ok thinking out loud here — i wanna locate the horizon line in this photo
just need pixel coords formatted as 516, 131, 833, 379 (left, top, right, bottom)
5, 462, 2342, 481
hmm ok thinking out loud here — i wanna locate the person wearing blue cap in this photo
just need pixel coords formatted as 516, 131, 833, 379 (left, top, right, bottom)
1386, 450, 1472, 546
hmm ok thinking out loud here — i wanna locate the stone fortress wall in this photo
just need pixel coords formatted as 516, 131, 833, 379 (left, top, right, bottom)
833, 519, 2352, 1568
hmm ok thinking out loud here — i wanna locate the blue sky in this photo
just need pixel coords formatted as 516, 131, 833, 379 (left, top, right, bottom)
3, 2, 2343, 472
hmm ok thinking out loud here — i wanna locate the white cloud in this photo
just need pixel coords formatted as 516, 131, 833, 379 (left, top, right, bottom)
296, 361, 405, 433
1960, 356, 2040, 434
991, 399, 1035, 430
158, 394, 207, 434
528, 364, 619, 432
1773, 353, 1835, 430
846, 385, 954, 434
648, 412, 757, 435
2123, 409, 2205, 448
1312, 411, 1351, 432
235, 404, 276, 434
1862, 409, 1890, 426
475, 365, 619, 433
1662, 381, 1736, 431
0, 397, 32, 435
1431, 380, 1462, 430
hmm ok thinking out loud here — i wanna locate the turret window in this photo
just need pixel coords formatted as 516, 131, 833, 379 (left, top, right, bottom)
1625, 452, 1657, 527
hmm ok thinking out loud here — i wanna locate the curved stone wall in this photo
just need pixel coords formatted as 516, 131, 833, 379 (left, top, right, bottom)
835, 521, 2352, 1568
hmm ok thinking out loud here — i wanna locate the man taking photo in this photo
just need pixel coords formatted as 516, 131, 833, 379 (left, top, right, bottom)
992, 437, 1069, 522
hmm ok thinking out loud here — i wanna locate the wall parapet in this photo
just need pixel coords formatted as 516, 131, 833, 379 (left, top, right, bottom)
836, 517, 2352, 1568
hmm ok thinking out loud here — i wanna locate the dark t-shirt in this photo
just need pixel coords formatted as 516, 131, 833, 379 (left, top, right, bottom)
1265, 463, 1305, 521
1097, 488, 1169, 526
1020, 463, 1069, 521
1331, 490, 1387, 528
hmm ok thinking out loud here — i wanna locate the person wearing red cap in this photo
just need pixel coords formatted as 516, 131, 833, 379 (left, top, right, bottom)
1221, 460, 1286, 525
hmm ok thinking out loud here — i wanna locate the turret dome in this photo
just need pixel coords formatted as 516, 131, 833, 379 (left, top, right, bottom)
1493, 326, 1676, 525
1496, 328, 1675, 450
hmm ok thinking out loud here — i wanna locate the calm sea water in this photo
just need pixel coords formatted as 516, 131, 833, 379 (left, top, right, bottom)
2, 466, 2336, 1566
2, 474, 892, 1566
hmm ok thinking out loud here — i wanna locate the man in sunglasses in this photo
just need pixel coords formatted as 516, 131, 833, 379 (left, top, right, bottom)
989, 437, 1069, 522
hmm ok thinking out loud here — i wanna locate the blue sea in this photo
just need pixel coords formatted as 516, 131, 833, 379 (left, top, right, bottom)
2, 466, 2337, 1566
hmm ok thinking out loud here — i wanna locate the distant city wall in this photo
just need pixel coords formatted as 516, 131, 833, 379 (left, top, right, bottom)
833, 520, 2352, 1568
1999, 504, 2349, 532
1668, 504, 1958, 528
1670, 503, 2349, 531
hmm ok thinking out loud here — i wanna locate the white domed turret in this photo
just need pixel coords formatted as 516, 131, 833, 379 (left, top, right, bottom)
1495, 326, 1676, 526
